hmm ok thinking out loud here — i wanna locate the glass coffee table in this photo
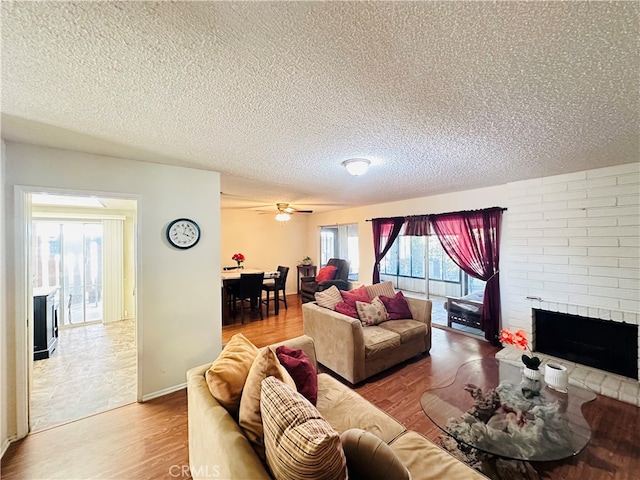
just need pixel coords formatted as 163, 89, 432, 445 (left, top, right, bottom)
420, 357, 597, 462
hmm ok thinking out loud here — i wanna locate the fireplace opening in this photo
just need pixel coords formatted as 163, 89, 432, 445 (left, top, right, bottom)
534, 309, 638, 380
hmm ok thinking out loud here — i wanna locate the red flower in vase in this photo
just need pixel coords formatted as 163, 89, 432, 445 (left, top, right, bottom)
499, 328, 541, 370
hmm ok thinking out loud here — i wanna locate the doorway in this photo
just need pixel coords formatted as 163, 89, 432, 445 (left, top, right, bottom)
28, 193, 137, 432
33, 221, 104, 326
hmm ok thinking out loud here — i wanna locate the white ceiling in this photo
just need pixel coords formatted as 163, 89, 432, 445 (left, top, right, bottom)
2, 1, 638, 213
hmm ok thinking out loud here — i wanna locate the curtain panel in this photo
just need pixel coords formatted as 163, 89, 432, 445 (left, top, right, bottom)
430, 207, 503, 345
403, 215, 431, 236
371, 217, 405, 284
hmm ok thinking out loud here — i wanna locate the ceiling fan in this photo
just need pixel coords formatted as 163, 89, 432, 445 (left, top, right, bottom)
274, 203, 313, 222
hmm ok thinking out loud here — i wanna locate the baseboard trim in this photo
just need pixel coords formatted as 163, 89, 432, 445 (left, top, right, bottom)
1, 434, 17, 459
141, 382, 186, 402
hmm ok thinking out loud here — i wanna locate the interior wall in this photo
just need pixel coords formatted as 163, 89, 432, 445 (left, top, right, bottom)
2, 142, 221, 444
1, 140, 7, 456
502, 163, 640, 341
220, 209, 309, 295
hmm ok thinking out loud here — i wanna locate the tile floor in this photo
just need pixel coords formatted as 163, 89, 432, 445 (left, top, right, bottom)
30, 318, 137, 432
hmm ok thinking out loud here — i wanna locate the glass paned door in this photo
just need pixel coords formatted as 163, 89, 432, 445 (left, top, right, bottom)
33, 221, 103, 326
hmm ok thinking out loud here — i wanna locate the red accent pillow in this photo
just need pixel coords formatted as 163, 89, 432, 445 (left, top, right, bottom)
275, 345, 318, 405
315, 265, 337, 282
335, 301, 359, 319
340, 285, 371, 307
379, 291, 413, 320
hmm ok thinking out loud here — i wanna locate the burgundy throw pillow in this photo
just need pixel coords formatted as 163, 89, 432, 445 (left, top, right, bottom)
335, 301, 359, 319
340, 285, 371, 307
275, 345, 318, 405
315, 265, 338, 282
379, 291, 413, 320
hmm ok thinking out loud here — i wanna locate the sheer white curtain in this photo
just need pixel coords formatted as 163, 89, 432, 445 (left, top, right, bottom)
102, 218, 124, 323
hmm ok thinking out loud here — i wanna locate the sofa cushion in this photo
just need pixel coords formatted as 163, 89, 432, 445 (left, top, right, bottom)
316, 265, 338, 282
379, 320, 427, 345
205, 333, 259, 417
365, 281, 396, 300
341, 284, 371, 306
239, 347, 296, 461
315, 373, 405, 443
389, 431, 487, 480
341, 428, 411, 480
379, 291, 413, 320
356, 297, 389, 326
276, 345, 318, 405
335, 301, 359, 318
361, 327, 401, 359
315, 285, 343, 310
261, 376, 347, 480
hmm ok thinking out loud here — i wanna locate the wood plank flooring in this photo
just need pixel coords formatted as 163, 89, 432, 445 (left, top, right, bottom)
2, 294, 639, 479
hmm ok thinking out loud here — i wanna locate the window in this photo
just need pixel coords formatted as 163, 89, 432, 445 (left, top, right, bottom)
381, 234, 485, 294
320, 224, 358, 280
381, 236, 425, 278
428, 237, 460, 283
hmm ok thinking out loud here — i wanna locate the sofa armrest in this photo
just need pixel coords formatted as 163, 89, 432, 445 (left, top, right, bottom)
186, 364, 271, 480
302, 303, 365, 384
406, 297, 432, 353
406, 297, 432, 327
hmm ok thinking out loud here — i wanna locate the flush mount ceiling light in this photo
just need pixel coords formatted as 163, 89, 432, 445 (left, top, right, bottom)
341, 158, 371, 176
275, 212, 291, 222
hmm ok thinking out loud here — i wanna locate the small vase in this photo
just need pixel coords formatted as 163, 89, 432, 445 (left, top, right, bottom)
236, 261, 243, 269
523, 366, 542, 381
544, 363, 569, 393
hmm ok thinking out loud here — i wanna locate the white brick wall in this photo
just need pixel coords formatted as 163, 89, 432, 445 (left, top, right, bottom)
503, 162, 640, 385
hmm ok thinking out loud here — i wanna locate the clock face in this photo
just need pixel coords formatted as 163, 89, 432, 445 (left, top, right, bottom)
166, 218, 201, 249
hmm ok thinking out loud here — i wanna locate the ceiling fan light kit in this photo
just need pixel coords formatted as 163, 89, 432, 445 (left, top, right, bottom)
342, 158, 371, 176
275, 212, 291, 222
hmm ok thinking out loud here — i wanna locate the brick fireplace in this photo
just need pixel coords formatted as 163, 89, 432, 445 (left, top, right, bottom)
534, 308, 638, 380
499, 163, 640, 406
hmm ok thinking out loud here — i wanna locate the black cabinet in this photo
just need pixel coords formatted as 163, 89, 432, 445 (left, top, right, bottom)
33, 287, 59, 360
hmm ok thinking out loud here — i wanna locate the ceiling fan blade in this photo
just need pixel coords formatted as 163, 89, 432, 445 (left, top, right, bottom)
293, 209, 313, 214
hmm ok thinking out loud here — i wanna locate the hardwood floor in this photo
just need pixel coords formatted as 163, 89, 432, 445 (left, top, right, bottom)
2, 294, 638, 479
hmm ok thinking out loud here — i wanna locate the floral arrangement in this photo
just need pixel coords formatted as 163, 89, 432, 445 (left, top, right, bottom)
232, 253, 245, 266
499, 328, 541, 371
301, 256, 312, 265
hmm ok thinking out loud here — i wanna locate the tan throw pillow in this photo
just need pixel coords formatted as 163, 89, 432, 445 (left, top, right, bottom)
340, 428, 411, 480
205, 333, 259, 417
356, 296, 389, 326
365, 281, 395, 300
239, 347, 296, 461
315, 285, 343, 310
261, 376, 347, 480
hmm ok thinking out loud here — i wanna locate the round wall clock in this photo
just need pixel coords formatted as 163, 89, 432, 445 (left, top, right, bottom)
166, 218, 201, 249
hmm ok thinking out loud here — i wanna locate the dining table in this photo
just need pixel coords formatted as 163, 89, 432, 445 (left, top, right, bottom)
221, 268, 281, 323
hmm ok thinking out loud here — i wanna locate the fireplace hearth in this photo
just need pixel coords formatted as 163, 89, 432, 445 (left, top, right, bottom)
534, 309, 638, 380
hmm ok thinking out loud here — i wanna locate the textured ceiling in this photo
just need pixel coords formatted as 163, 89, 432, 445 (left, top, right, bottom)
2, 1, 638, 212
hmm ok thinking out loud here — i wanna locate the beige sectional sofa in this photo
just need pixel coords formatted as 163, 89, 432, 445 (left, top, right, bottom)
303, 288, 432, 384
187, 335, 486, 480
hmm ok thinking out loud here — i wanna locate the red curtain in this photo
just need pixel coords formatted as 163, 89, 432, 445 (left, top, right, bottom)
371, 217, 405, 284
430, 207, 503, 345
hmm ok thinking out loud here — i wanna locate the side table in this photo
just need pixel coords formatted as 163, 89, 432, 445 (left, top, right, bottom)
296, 264, 317, 294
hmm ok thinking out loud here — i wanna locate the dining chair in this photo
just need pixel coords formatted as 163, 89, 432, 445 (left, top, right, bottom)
262, 266, 289, 316
228, 272, 265, 323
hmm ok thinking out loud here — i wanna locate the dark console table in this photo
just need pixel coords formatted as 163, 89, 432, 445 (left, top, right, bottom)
33, 287, 59, 360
